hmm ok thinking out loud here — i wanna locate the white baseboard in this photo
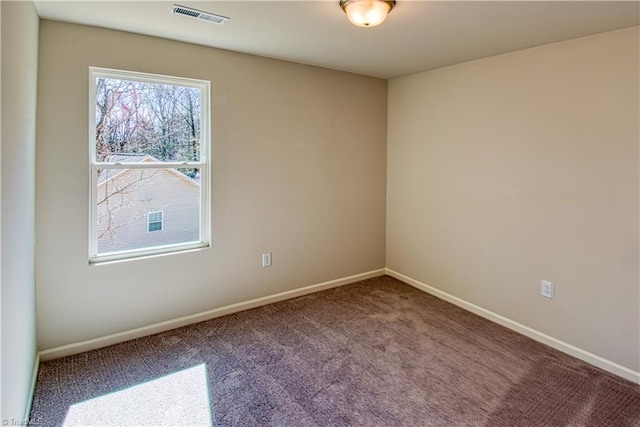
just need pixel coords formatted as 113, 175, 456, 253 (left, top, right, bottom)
37, 267, 639, 384
39, 269, 386, 361
25, 353, 40, 420
385, 268, 640, 385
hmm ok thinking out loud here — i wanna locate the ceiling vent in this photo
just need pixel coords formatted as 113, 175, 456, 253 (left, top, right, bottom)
170, 5, 230, 25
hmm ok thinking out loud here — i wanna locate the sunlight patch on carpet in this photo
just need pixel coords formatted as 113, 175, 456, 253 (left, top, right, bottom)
62, 364, 212, 426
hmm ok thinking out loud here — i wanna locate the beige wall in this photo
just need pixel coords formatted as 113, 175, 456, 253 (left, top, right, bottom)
387, 27, 640, 371
36, 21, 387, 350
1, 0, 39, 420
35, 15, 638, 378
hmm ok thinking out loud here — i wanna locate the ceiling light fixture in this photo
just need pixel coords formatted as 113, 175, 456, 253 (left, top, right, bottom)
340, 0, 395, 28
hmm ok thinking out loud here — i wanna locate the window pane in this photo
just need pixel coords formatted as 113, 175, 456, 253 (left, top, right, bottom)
147, 211, 163, 232
148, 221, 162, 232
95, 77, 201, 163
148, 211, 162, 223
97, 167, 201, 254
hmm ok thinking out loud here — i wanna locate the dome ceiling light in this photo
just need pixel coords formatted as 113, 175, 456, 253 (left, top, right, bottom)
339, 0, 396, 28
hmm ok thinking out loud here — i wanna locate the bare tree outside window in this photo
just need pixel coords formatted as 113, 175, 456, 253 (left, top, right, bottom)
90, 68, 209, 262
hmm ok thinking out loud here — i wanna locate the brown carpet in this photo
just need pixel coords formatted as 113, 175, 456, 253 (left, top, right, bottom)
30, 276, 640, 426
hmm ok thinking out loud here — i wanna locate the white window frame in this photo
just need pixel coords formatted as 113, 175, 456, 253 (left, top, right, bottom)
89, 67, 211, 263
147, 210, 164, 233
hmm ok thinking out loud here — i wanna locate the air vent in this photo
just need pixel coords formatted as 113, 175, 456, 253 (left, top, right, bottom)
170, 5, 229, 25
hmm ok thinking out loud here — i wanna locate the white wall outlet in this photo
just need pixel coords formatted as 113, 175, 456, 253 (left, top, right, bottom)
540, 280, 554, 299
262, 252, 272, 268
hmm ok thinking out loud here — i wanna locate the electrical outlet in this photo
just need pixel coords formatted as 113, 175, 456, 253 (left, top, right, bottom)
540, 280, 554, 299
262, 252, 272, 268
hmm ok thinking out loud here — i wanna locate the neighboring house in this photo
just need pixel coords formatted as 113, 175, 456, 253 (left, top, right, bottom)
96, 154, 200, 254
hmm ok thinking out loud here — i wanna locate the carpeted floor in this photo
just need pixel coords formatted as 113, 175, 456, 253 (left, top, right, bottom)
30, 276, 640, 426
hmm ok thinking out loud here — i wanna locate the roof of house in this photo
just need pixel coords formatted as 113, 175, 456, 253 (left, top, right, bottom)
97, 154, 200, 188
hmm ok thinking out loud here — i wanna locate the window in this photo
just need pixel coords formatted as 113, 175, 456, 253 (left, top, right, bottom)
147, 211, 164, 233
89, 68, 210, 262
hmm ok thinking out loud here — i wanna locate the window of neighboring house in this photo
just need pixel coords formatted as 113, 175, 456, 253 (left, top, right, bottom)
147, 211, 164, 233
89, 67, 210, 262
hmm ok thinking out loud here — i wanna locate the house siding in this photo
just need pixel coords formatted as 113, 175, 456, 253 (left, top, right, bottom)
97, 168, 200, 253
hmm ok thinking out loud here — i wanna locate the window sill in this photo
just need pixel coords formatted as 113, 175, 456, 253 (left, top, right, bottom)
90, 243, 210, 266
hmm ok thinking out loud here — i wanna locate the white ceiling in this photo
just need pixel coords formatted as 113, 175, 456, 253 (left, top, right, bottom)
33, 1, 639, 79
